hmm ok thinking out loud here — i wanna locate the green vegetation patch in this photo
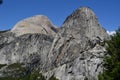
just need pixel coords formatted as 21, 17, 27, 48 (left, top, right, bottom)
0, 62, 59, 80
98, 28, 120, 80
7, 63, 23, 69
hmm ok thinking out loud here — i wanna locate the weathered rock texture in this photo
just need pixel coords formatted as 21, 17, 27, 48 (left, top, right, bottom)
44, 7, 109, 80
0, 7, 109, 80
11, 15, 58, 36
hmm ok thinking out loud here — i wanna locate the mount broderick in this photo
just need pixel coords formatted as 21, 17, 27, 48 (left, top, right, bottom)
0, 7, 109, 80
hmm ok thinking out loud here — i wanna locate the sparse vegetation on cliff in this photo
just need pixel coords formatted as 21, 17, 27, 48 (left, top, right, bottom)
0, 63, 58, 80
98, 28, 120, 80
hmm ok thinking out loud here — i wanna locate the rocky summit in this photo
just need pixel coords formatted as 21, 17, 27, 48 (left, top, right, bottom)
11, 15, 58, 36
0, 7, 109, 80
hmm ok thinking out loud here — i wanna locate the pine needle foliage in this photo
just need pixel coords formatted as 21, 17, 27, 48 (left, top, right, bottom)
98, 28, 120, 80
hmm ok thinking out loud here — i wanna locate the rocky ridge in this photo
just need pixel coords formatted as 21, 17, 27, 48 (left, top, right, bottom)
0, 7, 109, 80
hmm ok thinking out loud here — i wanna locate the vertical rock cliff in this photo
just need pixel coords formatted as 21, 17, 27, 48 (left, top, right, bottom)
0, 7, 109, 80
45, 7, 109, 80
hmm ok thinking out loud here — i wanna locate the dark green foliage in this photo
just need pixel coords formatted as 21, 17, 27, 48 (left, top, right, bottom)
0, 69, 46, 80
98, 28, 120, 80
21, 70, 46, 80
7, 63, 23, 69
0, 63, 26, 80
6, 63, 26, 76
0, 64, 6, 69
0, 63, 59, 80
0, 76, 19, 80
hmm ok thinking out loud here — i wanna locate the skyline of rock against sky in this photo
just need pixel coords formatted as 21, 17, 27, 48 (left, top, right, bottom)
0, 0, 120, 31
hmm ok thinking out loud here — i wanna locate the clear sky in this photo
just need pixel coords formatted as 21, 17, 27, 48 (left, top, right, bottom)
0, 0, 120, 31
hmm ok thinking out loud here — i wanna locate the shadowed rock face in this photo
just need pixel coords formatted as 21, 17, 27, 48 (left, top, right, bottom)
11, 15, 58, 36
0, 7, 109, 80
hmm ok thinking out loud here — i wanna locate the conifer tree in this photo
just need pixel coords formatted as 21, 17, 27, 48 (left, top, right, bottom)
98, 28, 120, 80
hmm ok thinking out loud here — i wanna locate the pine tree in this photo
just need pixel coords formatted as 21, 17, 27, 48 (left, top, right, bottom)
98, 28, 120, 80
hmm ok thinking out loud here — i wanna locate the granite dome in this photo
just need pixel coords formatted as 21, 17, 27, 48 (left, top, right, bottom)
11, 15, 58, 36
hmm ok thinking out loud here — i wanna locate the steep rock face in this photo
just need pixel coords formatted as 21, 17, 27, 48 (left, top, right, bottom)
0, 34, 53, 66
0, 30, 16, 49
11, 15, 58, 36
48, 7, 109, 67
0, 7, 109, 80
45, 45, 106, 80
45, 7, 109, 80
62, 7, 109, 40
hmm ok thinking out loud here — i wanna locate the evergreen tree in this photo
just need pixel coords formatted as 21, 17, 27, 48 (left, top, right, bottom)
98, 28, 120, 80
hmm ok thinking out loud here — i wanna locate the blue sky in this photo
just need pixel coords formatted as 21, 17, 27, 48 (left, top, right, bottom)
0, 0, 120, 31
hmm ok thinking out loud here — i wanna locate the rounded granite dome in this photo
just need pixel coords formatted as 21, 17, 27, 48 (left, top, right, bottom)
11, 15, 58, 36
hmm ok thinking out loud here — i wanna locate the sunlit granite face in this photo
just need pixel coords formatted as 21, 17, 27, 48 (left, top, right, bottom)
11, 15, 58, 36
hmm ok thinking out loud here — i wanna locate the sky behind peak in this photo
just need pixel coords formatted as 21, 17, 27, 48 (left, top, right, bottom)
0, 0, 120, 31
